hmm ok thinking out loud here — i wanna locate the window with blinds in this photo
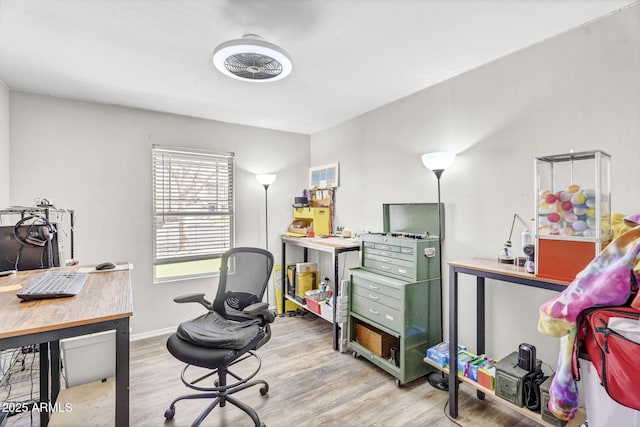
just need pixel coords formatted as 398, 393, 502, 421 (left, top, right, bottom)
152, 145, 234, 281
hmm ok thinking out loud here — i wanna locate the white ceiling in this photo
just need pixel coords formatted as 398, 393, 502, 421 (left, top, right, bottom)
0, 0, 636, 135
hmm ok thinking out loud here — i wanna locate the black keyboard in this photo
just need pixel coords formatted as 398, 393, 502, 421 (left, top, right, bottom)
17, 272, 89, 301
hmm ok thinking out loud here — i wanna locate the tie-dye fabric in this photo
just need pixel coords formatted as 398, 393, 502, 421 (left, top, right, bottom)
538, 213, 640, 420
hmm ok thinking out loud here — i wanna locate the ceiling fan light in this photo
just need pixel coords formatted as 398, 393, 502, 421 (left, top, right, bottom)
213, 36, 292, 82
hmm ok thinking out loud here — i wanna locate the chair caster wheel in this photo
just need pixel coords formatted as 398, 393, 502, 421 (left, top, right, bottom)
260, 385, 269, 396
352, 351, 358, 359
395, 378, 402, 387
164, 406, 175, 420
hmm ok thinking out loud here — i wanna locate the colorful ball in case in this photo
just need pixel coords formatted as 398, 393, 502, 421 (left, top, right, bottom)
538, 184, 600, 237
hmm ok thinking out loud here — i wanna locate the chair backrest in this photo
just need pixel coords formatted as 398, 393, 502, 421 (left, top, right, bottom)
212, 247, 274, 316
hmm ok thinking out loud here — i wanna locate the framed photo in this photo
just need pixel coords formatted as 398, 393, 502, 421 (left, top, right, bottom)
309, 162, 339, 189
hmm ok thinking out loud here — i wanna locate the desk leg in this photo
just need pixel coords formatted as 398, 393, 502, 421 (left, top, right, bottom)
39, 342, 50, 427
476, 277, 486, 401
50, 340, 61, 404
115, 318, 130, 427
448, 266, 459, 418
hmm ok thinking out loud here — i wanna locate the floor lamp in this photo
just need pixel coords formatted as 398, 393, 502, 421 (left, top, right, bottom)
421, 151, 456, 391
256, 174, 276, 305
256, 174, 277, 250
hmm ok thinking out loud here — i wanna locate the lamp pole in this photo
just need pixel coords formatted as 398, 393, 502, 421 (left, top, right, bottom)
256, 174, 277, 307
256, 174, 277, 251
262, 183, 270, 251
421, 152, 455, 392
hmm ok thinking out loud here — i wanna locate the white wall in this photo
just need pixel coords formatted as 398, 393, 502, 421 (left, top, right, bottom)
311, 5, 640, 364
9, 93, 309, 334
0, 81, 9, 207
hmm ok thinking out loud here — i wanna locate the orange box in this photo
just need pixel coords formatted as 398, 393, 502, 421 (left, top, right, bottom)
536, 239, 603, 282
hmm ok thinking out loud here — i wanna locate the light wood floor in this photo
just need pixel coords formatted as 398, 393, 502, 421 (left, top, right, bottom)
8, 313, 548, 427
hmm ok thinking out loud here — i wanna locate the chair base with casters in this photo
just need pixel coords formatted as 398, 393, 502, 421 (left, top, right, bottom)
164, 247, 275, 427
165, 336, 269, 426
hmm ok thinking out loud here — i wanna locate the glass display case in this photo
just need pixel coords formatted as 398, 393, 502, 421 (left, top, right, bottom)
534, 150, 611, 281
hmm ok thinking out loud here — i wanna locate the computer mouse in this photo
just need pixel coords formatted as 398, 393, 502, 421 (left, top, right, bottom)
95, 262, 117, 271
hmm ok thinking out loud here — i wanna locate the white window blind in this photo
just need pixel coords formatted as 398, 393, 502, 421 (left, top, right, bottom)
152, 145, 234, 268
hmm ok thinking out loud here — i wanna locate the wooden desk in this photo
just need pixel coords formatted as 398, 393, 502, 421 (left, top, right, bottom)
280, 236, 360, 350
0, 267, 133, 426
447, 259, 569, 420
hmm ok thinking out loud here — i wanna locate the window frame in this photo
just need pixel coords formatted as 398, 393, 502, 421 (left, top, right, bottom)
152, 145, 235, 283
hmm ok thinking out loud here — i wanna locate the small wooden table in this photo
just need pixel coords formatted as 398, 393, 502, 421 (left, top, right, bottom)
447, 259, 569, 420
0, 266, 133, 426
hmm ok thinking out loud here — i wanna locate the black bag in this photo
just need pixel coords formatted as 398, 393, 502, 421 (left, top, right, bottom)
523, 368, 548, 412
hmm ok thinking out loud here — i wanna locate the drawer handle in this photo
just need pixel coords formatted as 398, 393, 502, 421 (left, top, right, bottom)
368, 294, 379, 300
381, 251, 391, 257
368, 284, 379, 290
382, 258, 391, 263
368, 309, 379, 315
380, 265, 391, 270
398, 268, 407, 274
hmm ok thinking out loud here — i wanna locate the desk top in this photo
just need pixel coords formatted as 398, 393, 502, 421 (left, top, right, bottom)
0, 266, 133, 339
449, 258, 570, 286
281, 235, 361, 252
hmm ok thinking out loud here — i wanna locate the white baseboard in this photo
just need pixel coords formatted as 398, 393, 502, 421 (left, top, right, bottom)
131, 326, 176, 342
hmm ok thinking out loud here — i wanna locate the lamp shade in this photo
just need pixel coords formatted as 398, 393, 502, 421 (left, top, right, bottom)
421, 152, 456, 171
256, 174, 277, 186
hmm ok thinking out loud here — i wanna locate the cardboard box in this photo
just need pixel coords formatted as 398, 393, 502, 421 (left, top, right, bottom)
457, 350, 477, 376
296, 262, 318, 273
287, 219, 312, 236
355, 323, 396, 357
467, 357, 488, 382
426, 342, 468, 368
478, 365, 496, 390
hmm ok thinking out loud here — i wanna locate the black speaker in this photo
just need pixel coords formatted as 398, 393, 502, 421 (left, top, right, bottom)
518, 343, 536, 372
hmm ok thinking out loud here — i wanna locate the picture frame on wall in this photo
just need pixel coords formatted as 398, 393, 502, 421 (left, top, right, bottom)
309, 162, 339, 189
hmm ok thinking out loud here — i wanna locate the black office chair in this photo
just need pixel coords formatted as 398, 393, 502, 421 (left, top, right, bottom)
164, 247, 275, 427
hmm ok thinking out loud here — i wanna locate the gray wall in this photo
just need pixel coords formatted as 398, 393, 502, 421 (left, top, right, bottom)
8, 93, 309, 335
310, 5, 640, 364
0, 82, 9, 207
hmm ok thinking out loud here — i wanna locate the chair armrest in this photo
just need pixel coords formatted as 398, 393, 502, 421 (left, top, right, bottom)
243, 302, 269, 315
173, 293, 212, 310
243, 302, 276, 324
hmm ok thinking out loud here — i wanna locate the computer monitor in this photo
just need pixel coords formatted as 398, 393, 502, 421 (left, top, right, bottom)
0, 224, 62, 271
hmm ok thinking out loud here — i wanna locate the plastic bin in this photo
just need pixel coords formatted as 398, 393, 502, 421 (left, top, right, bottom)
60, 331, 115, 387
581, 358, 640, 427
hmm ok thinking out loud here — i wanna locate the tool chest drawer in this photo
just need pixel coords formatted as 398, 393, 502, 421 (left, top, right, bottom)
360, 234, 439, 281
351, 271, 402, 301
351, 295, 401, 332
352, 283, 400, 311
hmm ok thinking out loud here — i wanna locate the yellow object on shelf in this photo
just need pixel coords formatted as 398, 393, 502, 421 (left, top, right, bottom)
289, 207, 331, 236
273, 264, 298, 314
